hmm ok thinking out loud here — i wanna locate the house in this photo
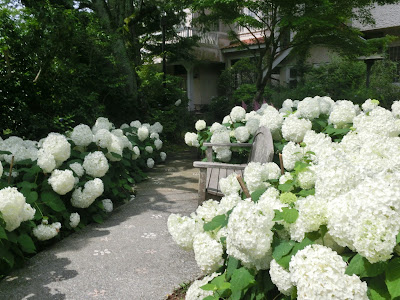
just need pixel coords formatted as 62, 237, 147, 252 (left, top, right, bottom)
171, 4, 400, 111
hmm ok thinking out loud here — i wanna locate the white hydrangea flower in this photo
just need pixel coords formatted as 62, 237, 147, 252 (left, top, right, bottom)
147, 158, 154, 168
296, 96, 321, 120
281, 114, 312, 143
269, 259, 294, 296
289, 244, 368, 300
69, 162, 84, 177
160, 152, 167, 161
219, 173, 241, 196
150, 132, 159, 140
120, 123, 129, 129
145, 146, 153, 153
185, 273, 220, 300
193, 232, 224, 274
167, 214, 204, 251
0, 187, 36, 231
71, 178, 104, 208
102, 199, 113, 213
361, 98, 379, 113
290, 195, 327, 242
195, 199, 220, 223
259, 106, 284, 139
245, 118, 260, 135
210, 122, 226, 133
184, 132, 200, 147
195, 120, 207, 131
154, 139, 163, 150
48, 169, 75, 195
279, 172, 293, 185
69, 212, 80, 228
93, 129, 112, 149
42, 133, 71, 164
243, 162, 273, 193
0, 136, 38, 163
297, 168, 316, 190
175, 99, 181, 106
234, 126, 250, 143
327, 171, 400, 263
92, 117, 113, 134
230, 106, 246, 122
150, 122, 163, 134
210, 129, 230, 152
353, 106, 400, 137
137, 126, 149, 142
132, 146, 140, 159
222, 115, 232, 124
215, 148, 232, 162
70, 124, 93, 147
105, 134, 123, 162
328, 100, 357, 128
217, 194, 241, 215
392, 100, 400, 118
33, 221, 61, 241
318, 96, 335, 115
226, 199, 275, 270
279, 99, 294, 114
130, 120, 141, 128
281, 142, 303, 171
83, 151, 109, 178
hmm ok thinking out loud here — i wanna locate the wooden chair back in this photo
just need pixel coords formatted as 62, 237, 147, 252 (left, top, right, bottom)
248, 126, 274, 163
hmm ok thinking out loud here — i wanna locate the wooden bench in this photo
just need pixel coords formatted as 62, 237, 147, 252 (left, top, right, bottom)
193, 126, 274, 204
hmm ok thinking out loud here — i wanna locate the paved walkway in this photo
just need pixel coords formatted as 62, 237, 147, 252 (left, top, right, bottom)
0, 150, 201, 300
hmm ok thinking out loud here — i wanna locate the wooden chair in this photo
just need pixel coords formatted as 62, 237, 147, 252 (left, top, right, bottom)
193, 126, 274, 204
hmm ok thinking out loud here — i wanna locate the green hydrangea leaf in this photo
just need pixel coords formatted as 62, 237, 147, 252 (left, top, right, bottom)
200, 283, 217, 291
281, 207, 299, 224
230, 268, 255, 298
17, 234, 36, 254
203, 214, 228, 231
0, 247, 14, 267
385, 257, 400, 298
346, 254, 388, 278
227, 256, 240, 280
41, 191, 66, 212
368, 276, 390, 300
297, 188, 315, 197
272, 240, 296, 261
396, 232, 400, 244
0, 226, 7, 240
251, 188, 267, 202
92, 214, 104, 224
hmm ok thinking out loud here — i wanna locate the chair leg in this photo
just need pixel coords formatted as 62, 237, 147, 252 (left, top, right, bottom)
198, 168, 207, 206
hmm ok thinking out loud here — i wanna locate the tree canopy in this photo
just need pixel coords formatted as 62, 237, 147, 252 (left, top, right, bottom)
192, 0, 400, 102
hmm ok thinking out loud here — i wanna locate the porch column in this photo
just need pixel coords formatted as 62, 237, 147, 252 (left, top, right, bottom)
185, 64, 195, 111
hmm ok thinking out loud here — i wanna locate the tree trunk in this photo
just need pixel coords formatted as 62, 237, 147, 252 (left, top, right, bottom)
91, 0, 139, 106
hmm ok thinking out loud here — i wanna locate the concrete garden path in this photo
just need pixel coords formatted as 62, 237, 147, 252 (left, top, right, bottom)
0, 150, 202, 300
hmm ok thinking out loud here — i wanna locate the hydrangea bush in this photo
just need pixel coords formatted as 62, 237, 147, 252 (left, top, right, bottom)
0, 117, 167, 276
173, 97, 400, 299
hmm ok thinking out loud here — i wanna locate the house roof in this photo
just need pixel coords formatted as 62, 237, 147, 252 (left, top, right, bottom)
221, 37, 265, 50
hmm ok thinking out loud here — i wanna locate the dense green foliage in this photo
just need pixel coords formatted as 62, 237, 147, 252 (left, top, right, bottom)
0, 0, 195, 141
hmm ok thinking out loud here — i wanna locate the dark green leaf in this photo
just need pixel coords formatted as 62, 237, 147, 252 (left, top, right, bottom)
0, 247, 14, 267
251, 188, 267, 202
385, 257, 400, 298
92, 214, 104, 224
278, 181, 294, 192
297, 188, 315, 197
227, 256, 240, 280
396, 232, 400, 244
110, 152, 122, 159
230, 268, 255, 297
0, 150, 12, 155
368, 276, 391, 300
26, 191, 38, 204
346, 254, 388, 278
272, 240, 296, 261
17, 234, 36, 254
0, 226, 7, 240
203, 214, 228, 231
41, 191, 66, 212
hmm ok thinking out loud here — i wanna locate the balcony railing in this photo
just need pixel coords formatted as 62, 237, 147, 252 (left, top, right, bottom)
176, 27, 219, 46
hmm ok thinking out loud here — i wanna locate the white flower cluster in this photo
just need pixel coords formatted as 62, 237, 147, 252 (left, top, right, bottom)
48, 169, 75, 195
69, 213, 80, 228
185, 272, 220, 300
0, 187, 36, 231
244, 162, 280, 193
195, 120, 206, 131
288, 245, 368, 299
33, 220, 62, 241
71, 178, 104, 208
184, 132, 200, 147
